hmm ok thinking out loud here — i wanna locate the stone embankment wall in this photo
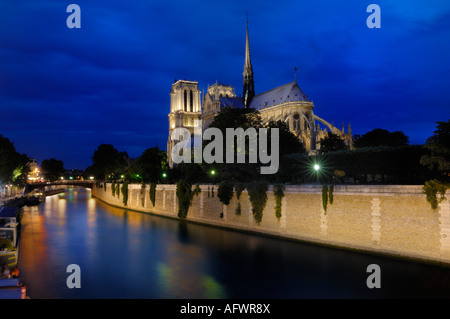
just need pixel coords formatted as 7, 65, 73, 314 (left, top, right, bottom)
92, 183, 450, 266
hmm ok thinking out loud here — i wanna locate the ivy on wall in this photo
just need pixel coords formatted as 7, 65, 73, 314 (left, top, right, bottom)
247, 181, 268, 224
150, 183, 156, 207
176, 180, 194, 219
111, 182, 116, 197
193, 184, 201, 197
273, 184, 285, 220
322, 184, 328, 214
423, 179, 448, 209
121, 182, 128, 206
234, 183, 245, 216
218, 180, 234, 205
329, 184, 334, 205
141, 183, 146, 207
322, 184, 334, 214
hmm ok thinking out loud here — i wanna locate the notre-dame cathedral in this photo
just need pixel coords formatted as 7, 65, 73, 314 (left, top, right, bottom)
167, 21, 352, 167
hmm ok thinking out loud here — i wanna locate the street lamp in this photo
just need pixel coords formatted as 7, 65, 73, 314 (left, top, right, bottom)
313, 163, 320, 184
210, 169, 216, 185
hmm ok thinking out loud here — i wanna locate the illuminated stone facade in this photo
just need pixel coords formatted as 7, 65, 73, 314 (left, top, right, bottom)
167, 22, 352, 167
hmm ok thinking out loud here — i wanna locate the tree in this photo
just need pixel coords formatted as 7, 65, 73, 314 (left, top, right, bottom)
420, 120, 450, 182
319, 132, 348, 153
41, 158, 65, 181
87, 144, 129, 180
204, 107, 263, 182
265, 120, 306, 155
0, 134, 30, 185
130, 146, 168, 183
353, 128, 409, 148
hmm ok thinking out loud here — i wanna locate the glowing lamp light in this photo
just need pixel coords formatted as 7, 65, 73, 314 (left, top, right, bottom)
162, 173, 167, 178
89, 176, 94, 180
314, 164, 320, 171
210, 170, 216, 175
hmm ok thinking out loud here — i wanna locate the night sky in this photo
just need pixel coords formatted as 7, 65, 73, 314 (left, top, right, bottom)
1, 0, 449, 170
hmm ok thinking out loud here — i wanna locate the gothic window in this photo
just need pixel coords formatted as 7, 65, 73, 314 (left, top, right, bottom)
184, 90, 187, 112
190, 90, 193, 112
293, 113, 300, 132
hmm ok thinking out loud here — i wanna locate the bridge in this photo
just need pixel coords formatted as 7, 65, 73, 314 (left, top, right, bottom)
25, 180, 95, 193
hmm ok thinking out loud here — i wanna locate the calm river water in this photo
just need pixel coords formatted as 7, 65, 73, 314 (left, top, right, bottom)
17, 187, 450, 299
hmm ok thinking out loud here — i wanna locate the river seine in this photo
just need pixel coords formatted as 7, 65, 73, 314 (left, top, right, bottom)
17, 187, 450, 299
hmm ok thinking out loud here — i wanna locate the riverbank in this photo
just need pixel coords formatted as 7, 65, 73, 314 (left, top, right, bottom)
91, 183, 450, 268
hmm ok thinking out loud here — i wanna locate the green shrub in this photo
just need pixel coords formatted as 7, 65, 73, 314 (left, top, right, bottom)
247, 181, 268, 224
218, 180, 234, 205
111, 182, 116, 197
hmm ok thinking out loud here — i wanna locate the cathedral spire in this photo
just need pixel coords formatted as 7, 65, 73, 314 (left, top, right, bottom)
243, 16, 255, 107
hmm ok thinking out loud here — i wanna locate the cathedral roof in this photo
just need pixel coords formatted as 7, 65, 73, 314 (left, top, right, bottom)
249, 81, 311, 110
219, 96, 245, 109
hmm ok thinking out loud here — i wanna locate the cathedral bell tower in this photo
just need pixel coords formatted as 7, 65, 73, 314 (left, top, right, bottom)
243, 19, 255, 108
167, 80, 202, 168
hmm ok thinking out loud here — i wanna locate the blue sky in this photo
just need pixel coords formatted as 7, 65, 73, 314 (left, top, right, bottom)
0, 0, 449, 169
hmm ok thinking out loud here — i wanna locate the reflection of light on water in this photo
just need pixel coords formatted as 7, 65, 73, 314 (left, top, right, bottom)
201, 275, 227, 298
44, 196, 54, 217
58, 198, 66, 218
29, 205, 40, 215
87, 198, 96, 226
156, 257, 227, 299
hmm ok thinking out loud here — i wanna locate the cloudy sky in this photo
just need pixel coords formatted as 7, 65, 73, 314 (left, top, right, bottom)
0, 0, 449, 169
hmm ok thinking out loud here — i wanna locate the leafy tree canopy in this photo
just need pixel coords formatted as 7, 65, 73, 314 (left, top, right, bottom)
41, 158, 65, 181
353, 128, 409, 148
87, 144, 129, 180
129, 146, 168, 183
0, 134, 30, 185
319, 132, 348, 154
420, 120, 450, 181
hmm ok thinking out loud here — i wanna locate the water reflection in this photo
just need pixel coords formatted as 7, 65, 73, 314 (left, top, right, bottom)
17, 187, 450, 299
